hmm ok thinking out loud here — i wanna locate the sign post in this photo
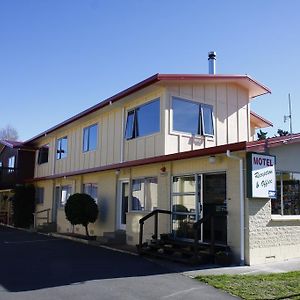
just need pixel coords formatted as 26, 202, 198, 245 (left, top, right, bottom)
247, 152, 276, 199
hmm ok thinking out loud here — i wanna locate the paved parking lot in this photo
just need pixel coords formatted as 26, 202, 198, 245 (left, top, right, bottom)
0, 226, 236, 300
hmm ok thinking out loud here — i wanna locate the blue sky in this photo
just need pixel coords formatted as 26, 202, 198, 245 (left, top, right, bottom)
1, 0, 300, 141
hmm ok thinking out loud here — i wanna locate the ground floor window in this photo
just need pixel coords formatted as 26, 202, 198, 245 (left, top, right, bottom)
83, 183, 98, 204
272, 172, 300, 215
57, 185, 72, 208
35, 187, 44, 204
131, 177, 158, 211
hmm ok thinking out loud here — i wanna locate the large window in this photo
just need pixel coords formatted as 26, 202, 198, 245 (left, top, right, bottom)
8, 156, 15, 173
172, 97, 214, 136
83, 124, 98, 152
272, 172, 300, 215
38, 144, 49, 164
125, 99, 160, 140
83, 183, 98, 204
56, 136, 68, 160
131, 177, 158, 211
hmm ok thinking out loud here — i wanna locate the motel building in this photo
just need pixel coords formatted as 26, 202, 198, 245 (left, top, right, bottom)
1, 55, 300, 266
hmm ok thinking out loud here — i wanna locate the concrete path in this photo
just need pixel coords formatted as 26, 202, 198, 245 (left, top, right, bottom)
183, 257, 300, 278
0, 226, 236, 300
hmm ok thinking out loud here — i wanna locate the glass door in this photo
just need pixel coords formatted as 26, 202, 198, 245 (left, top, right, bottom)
118, 181, 129, 230
202, 173, 227, 244
172, 175, 201, 240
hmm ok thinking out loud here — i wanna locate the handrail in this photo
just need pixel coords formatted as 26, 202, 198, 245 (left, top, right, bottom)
138, 209, 171, 251
33, 208, 51, 228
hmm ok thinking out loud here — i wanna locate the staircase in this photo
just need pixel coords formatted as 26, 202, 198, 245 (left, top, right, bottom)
97, 230, 126, 245
139, 234, 230, 265
137, 209, 231, 265
36, 222, 57, 233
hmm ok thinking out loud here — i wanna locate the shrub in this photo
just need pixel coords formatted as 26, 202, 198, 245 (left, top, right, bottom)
12, 184, 35, 228
64, 193, 99, 236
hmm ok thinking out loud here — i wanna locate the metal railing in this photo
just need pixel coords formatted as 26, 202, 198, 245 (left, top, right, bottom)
33, 208, 51, 228
138, 209, 171, 250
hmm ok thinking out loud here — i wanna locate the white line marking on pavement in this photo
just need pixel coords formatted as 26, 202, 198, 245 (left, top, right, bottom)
3, 239, 58, 244
161, 287, 203, 298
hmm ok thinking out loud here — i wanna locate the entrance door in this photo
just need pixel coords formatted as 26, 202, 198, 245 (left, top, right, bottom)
172, 175, 201, 240
118, 181, 129, 230
172, 173, 227, 244
52, 186, 60, 223
202, 173, 227, 244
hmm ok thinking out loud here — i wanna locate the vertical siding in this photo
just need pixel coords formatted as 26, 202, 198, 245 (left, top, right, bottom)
227, 85, 239, 143
216, 84, 228, 145
165, 82, 250, 155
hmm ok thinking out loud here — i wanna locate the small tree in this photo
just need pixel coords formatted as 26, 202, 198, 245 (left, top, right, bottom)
257, 129, 267, 140
0, 125, 19, 141
64, 193, 98, 236
277, 129, 289, 136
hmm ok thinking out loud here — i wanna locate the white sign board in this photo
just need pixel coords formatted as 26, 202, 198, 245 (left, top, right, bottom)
247, 153, 276, 199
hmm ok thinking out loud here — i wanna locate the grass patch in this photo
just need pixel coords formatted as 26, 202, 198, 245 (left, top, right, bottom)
196, 271, 300, 299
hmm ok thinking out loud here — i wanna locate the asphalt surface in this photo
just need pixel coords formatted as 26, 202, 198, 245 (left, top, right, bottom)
0, 226, 236, 300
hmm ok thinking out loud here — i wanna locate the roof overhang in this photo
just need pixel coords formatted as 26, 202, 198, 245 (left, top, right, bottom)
250, 111, 273, 129
24, 73, 271, 145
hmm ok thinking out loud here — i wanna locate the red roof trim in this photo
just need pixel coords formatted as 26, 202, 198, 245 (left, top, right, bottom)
31, 141, 246, 181
24, 73, 270, 145
247, 133, 300, 151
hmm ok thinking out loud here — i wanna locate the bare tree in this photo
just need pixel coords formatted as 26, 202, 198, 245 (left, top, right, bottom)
0, 125, 19, 141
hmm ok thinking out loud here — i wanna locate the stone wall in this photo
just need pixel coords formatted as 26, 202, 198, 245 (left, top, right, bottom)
247, 198, 300, 265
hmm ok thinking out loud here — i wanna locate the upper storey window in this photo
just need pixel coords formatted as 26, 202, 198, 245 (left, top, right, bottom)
172, 97, 214, 136
56, 136, 68, 160
83, 124, 98, 152
125, 99, 160, 140
38, 144, 49, 164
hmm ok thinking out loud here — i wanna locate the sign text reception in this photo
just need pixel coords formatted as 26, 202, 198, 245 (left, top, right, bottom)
247, 152, 276, 199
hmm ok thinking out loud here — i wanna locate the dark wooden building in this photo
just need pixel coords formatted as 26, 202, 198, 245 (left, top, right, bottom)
0, 140, 35, 224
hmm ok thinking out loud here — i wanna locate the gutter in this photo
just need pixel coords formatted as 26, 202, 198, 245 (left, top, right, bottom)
226, 150, 245, 265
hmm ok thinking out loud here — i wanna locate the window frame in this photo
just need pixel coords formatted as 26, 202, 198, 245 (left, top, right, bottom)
171, 96, 214, 137
83, 183, 98, 204
83, 123, 98, 153
35, 187, 44, 204
56, 136, 68, 160
130, 177, 158, 212
124, 98, 160, 140
58, 185, 72, 208
8, 156, 15, 173
37, 144, 49, 165
272, 171, 300, 216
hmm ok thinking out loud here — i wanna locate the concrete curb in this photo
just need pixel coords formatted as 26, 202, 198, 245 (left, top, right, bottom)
48, 232, 139, 257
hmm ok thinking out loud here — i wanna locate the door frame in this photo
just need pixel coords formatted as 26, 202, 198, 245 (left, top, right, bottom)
171, 171, 226, 243
117, 180, 129, 230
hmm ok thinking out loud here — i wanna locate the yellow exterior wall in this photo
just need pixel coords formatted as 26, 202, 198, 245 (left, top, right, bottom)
164, 83, 250, 154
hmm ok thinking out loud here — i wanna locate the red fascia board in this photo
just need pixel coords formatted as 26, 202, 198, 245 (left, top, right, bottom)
247, 133, 300, 151
30, 141, 246, 182
24, 74, 160, 145
24, 73, 270, 145
250, 111, 273, 127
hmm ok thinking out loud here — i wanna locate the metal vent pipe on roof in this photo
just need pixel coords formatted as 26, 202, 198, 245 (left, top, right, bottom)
208, 51, 216, 74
